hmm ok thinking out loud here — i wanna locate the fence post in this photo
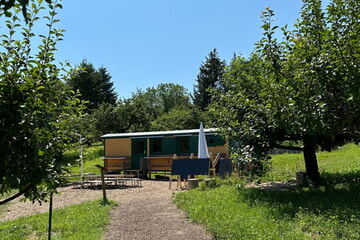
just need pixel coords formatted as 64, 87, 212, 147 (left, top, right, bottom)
95, 164, 108, 203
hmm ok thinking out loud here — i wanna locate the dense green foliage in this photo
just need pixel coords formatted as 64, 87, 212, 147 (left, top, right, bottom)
0, 0, 83, 204
67, 59, 118, 112
151, 106, 208, 131
0, 200, 116, 240
83, 83, 196, 140
145, 83, 192, 114
175, 144, 360, 239
211, 0, 360, 184
65, 50, 225, 141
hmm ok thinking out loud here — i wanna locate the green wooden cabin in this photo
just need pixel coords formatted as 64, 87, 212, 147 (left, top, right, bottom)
101, 128, 228, 172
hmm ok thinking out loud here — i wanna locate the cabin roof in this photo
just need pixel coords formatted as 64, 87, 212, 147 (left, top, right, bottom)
101, 128, 218, 139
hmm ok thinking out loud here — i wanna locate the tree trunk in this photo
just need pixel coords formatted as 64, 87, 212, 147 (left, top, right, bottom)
0, 183, 34, 205
303, 136, 321, 185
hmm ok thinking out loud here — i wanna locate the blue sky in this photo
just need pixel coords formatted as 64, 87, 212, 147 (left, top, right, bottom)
55, 1, 308, 99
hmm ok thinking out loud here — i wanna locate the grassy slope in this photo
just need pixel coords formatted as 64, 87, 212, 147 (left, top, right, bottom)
270, 143, 360, 182
64, 143, 105, 176
175, 143, 360, 239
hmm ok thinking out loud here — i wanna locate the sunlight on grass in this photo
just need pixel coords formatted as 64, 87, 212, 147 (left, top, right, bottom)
0, 200, 116, 240
65, 143, 104, 176
317, 144, 360, 173
175, 143, 360, 239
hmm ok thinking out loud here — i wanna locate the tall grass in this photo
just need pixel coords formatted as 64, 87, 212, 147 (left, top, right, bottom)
175, 143, 360, 239
0, 200, 116, 240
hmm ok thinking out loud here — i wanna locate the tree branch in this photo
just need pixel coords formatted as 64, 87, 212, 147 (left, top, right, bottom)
0, 184, 34, 205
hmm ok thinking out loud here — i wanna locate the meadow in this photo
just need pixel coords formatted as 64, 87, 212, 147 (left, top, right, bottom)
175, 143, 360, 239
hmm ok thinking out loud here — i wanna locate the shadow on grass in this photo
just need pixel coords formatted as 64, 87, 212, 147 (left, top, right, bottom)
239, 170, 360, 221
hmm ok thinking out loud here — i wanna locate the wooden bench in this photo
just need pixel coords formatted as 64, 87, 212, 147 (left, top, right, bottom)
146, 157, 173, 178
146, 154, 216, 179
103, 156, 131, 173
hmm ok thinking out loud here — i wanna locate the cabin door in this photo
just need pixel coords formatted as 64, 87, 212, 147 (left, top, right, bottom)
131, 138, 147, 169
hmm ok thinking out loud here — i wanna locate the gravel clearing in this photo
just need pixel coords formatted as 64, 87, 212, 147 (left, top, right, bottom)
1, 180, 213, 240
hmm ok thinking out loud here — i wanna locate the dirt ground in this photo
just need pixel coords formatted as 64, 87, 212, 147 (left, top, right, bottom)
0, 180, 213, 240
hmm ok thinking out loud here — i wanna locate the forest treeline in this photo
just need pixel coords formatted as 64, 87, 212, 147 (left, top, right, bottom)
67, 49, 225, 143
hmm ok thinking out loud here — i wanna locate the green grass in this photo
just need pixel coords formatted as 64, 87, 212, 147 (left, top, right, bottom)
265, 143, 360, 183
64, 143, 104, 176
0, 190, 17, 217
1, 144, 114, 239
0, 145, 105, 216
175, 143, 360, 239
0, 200, 116, 240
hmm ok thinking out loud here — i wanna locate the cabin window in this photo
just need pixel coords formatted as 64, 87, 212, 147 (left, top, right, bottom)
133, 141, 145, 154
151, 138, 162, 154
207, 136, 215, 146
177, 137, 190, 154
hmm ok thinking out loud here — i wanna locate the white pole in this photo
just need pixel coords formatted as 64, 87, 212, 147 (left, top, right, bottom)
79, 136, 84, 179
75, 133, 84, 179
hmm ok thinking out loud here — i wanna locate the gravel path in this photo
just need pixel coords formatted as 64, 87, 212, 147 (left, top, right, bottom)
1, 180, 213, 240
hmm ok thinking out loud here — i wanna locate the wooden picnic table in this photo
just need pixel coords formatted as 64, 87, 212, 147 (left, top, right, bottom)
81, 175, 143, 188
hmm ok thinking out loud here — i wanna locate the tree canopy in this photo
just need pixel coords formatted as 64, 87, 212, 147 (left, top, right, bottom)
211, 0, 360, 185
145, 83, 191, 114
0, 0, 52, 22
86, 83, 193, 139
151, 106, 207, 131
0, 0, 83, 204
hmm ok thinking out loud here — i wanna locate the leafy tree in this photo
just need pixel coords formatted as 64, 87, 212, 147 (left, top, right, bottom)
151, 106, 208, 131
90, 103, 119, 137
67, 60, 118, 112
0, 0, 51, 22
89, 101, 140, 138
0, 0, 83, 204
124, 83, 192, 131
211, 0, 360, 185
125, 89, 162, 132
144, 83, 191, 114
193, 49, 226, 110
89, 83, 194, 136
89, 95, 155, 138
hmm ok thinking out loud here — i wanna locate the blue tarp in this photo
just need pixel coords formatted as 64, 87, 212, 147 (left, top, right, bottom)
218, 159, 233, 178
171, 158, 210, 180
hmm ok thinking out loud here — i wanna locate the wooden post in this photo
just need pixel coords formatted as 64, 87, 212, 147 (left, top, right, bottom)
209, 152, 216, 176
95, 164, 108, 203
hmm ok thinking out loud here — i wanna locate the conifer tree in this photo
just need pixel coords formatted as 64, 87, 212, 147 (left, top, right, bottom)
68, 60, 118, 111
193, 49, 226, 110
